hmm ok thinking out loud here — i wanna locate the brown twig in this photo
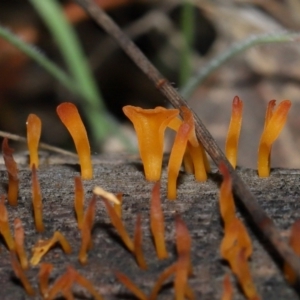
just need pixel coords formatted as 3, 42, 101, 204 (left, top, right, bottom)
0, 130, 77, 158
74, 0, 300, 278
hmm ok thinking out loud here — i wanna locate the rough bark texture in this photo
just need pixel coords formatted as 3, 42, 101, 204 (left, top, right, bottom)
0, 153, 299, 299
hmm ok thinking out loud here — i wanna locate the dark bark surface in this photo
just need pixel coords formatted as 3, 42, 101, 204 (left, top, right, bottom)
0, 154, 300, 299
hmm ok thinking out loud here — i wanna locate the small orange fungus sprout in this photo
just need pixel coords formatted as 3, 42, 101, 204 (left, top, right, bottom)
225, 96, 243, 169
47, 266, 103, 300
10, 252, 35, 296
174, 215, 194, 300
93, 186, 121, 205
148, 263, 177, 300
26, 113, 42, 169
102, 197, 134, 252
74, 176, 84, 229
134, 214, 147, 270
14, 218, 28, 270
57, 102, 93, 179
114, 192, 123, 218
284, 219, 300, 285
79, 195, 96, 264
115, 271, 147, 300
168, 114, 209, 181
257, 100, 291, 177
30, 231, 72, 266
38, 263, 53, 298
2, 138, 19, 206
150, 181, 168, 259
219, 162, 236, 226
168, 107, 194, 200
264, 99, 276, 127
221, 273, 233, 300
115, 216, 196, 300
186, 141, 208, 181
123, 105, 179, 181
31, 164, 44, 232
219, 164, 259, 300
148, 262, 194, 300
0, 195, 15, 250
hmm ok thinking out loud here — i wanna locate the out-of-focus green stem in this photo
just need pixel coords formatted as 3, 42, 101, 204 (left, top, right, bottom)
179, 1, 195, 87
29, 0, 133, 150
0, 26, 78, 94
180, 31, 300, 99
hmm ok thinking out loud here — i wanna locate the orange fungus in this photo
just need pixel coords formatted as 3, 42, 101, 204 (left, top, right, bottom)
57, 102, 93, 179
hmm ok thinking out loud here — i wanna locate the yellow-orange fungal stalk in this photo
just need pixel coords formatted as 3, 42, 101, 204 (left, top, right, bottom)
115, 271, 147, 300
183, 149, 194, 174
262, 100, 276, 171
26, 113, 41, 169
168, 113, 209, 179
168, 116, 198, 147
186, 142, 207, 182
219, 162, 236, 226
258, 100, 291, 177
2, 138, 19, 206
221, 273, 233, 300
284, 219, 300, 284
134, 214, 147, 270
175, 253, 191, 300
31, 164, 44, 232
70, 266, 104, 300
14, 218, 28, 270
235, 249, 260, 300
0, 195, 15, 250
168, 107, 194, 200
114, 192, 123, 218
174, 215, 193, 300
47, 268, 74, 300
79, 195, 96, 264
102, 198, 134, 252
149, 263, 177, 300
220, 217, 252, 264
93, 186, 121, 205
74, 176, 84, 229
57, 102, 93, 179
123, 105, 179, 181
264, 99, 276, 129
149, 262, 194, 300
10, 252, 35, 296
38, 263, 53, 297
30, 231, 72, 266
225, 96, 243, 169
150, 181, 168, 259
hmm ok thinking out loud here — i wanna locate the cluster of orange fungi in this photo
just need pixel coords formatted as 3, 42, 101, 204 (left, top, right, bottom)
0, 99, 296, 299
124, 97, 291, 201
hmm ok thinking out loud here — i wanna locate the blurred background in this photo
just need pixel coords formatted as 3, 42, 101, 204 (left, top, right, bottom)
1, 0, 300, 168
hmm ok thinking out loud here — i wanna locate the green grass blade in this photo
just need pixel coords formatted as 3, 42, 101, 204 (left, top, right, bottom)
180, 31, 300, 99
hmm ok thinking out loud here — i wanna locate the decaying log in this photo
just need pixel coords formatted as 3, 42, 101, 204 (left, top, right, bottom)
0, 153, 299, 299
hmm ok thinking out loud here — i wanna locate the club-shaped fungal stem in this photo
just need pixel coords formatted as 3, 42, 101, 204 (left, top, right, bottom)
225, 96, 243, 169
2, 138, 19, 206
31, 164, 44, 232
57, 102, 93, 179
26, 114, 42, 169
150, 182, 168, 259
257, 100, 291, 177
14, 218, 28, 270
74, 176, 84, 229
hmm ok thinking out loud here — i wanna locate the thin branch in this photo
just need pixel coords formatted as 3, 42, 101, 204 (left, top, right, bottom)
0, 131, 77, 158
180, 31, 300, 99
74, 0, 300, 278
